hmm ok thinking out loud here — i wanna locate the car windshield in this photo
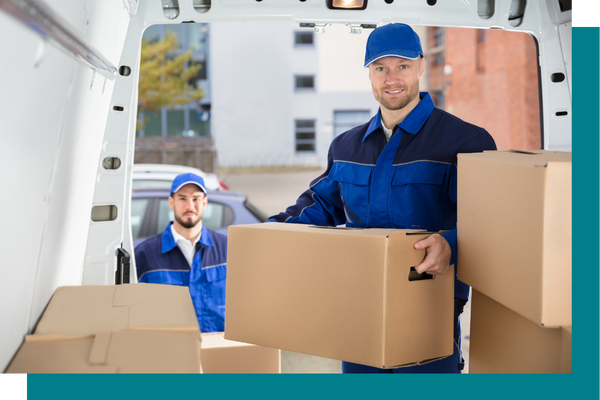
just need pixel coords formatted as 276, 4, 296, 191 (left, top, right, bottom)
132, 180, 173, 190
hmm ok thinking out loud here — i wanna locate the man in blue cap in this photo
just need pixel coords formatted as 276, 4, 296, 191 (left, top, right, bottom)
268, 23, 497, 373
135, 173, 228, 333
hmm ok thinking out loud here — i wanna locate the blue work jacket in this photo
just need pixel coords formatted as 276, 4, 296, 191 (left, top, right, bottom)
135, 223, 227, 332
269, 92, 497, 301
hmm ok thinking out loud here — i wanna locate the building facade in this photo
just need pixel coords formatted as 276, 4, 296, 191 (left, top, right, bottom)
424, 26, 541, 151
210, 22, 389, 169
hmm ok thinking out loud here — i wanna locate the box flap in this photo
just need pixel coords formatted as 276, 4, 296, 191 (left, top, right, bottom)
113, 283, 198, 329
6, 335, 118, 373
6, 331, 200, 373
34, 284, 198, 335
34, 286, 129, 335
88, 332, 111, 364
106, 330, 200, 373
25, 334, 92, 342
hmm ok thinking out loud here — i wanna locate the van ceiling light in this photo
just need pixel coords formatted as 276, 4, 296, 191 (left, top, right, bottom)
327, 0, 367, 10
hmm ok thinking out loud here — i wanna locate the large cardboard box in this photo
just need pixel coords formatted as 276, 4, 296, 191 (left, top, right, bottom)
225, 223, 455, 369
457, 150, 571, 327
469, 290, 571, 373
201, 332, 281, 373
6, 283, 201, 373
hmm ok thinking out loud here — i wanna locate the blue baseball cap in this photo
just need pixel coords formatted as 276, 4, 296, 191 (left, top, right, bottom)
170, 173, 207, 197
364, 23, 424, 68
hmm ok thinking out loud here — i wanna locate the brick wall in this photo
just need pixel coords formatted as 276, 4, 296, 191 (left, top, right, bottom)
434, 28, 541, 151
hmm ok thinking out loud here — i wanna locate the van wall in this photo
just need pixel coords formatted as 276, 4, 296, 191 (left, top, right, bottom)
0, 0, 130, 371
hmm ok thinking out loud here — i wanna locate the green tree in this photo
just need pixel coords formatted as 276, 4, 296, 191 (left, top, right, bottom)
137, 31, 204, 131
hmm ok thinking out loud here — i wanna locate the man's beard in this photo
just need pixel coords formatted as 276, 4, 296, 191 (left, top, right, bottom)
377, 81, 420, 111
175, 212, 201, 229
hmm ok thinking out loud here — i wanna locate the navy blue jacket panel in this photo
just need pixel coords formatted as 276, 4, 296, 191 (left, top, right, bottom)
269, 92, 497, 301
135, 223, 227, 332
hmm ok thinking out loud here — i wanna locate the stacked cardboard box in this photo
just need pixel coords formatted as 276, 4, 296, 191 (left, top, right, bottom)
457, 150, 572, 373
201, 332, 281, 373
468, 290, 571, 373
6, 283, 201, 373
225, 223, 455, 369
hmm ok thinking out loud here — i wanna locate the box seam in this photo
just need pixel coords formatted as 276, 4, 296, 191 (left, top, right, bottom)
381, 234, 390, 368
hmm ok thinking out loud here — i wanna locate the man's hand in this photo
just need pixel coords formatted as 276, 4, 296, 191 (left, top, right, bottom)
414, 234, 452, 275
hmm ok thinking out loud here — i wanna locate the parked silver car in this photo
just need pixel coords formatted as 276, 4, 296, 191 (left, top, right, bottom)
132, 163, 228, 191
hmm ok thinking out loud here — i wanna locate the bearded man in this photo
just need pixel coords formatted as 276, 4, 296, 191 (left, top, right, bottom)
135, 173, 227, 332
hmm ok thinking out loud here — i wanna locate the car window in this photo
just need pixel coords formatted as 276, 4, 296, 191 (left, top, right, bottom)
132, 179, 172, 190
203, 202, 225, 231
131, 198, 150, 238
156, 198, 234, 234
156, 199, 175, 235
244, 200, 269, 222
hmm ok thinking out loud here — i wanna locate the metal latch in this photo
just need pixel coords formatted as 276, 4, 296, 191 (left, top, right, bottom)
115, 247, 131, 284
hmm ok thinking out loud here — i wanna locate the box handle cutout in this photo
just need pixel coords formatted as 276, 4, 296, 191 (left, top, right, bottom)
508, 149, 537, 155
408, 267, 434, 281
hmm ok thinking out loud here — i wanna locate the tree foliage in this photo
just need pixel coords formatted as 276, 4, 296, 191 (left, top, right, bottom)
137, 31, 204, 131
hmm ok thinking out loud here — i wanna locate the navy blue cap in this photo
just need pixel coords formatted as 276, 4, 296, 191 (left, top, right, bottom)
170, 173, 207, 197
364, 23, 424, 68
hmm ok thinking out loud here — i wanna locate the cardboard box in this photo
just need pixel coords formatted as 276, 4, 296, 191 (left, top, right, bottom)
201, 332, 281, 373
6, 330, 201, 373
457, 150, 571, 327
225, 223, 455, 369
469, 290, 571, 373
6, 283, 201, 373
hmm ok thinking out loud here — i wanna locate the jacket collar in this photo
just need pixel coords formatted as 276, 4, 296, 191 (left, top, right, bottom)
161, 222, 213, 254
363, 92, 434, 142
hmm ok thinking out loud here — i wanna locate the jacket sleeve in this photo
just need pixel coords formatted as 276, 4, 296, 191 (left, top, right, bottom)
134, 244, 151, 283
267, 149, 346, 226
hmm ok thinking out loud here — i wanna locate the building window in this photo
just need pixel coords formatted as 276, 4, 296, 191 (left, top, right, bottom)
295, 75, 315, 90
140, 110, 162, 137
476, 29, 486, 73
166, 110, 185, 136
295, 120, 316, 152
333, 110, 371, 137
138, 106, 210, 138
433, 27, 445, 48
478, 30, 486, 43
295, 31, 314, 46
432, 52, 445, 67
